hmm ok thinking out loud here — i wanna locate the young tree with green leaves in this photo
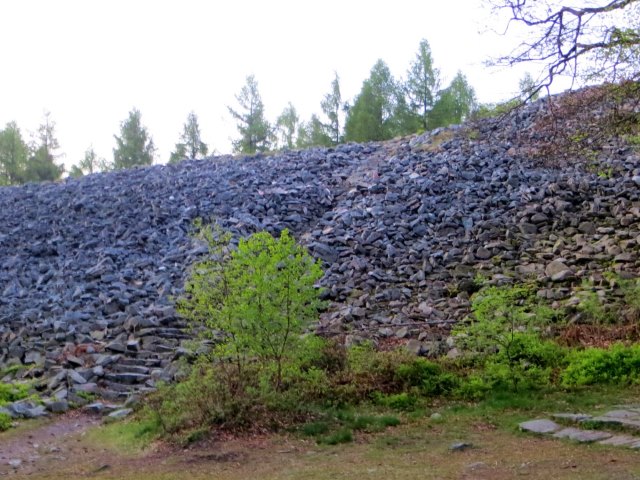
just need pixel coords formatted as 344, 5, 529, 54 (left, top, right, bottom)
112, 108, 156, 170
406, 39, 440, 130
177, 226, 324, 392
275, 102, 299, 150
320, 72, 342, 145
169, 111, 208, 164
228, 75, 271, 154
0, 121, 29, 185
428, 71, 477, 129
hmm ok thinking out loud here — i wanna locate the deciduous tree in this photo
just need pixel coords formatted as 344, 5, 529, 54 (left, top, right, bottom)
488, 0, 640, 95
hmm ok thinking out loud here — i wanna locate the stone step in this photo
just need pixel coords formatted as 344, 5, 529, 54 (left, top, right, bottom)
117, 357, 163, 368
104, 372, 150, 385
110, 364, 150, 375
520, 415, 640, 450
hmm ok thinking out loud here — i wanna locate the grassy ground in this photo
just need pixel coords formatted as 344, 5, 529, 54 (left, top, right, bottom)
3, 385, 640, 480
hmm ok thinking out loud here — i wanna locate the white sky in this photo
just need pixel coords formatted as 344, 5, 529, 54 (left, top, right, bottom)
0, 0, 542, 169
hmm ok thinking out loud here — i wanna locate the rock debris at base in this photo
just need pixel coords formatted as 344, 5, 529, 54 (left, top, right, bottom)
1, 92, 640, 403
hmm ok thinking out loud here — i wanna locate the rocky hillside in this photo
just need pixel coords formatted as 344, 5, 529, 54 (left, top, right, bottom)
1, 89, 640, 409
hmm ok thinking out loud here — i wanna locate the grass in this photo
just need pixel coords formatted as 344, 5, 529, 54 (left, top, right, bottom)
7, 384, 640, 479
85, 417, 162, 454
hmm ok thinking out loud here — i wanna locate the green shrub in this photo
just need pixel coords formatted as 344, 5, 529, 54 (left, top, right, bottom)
0, 382, 30, 405
318, 428, 353, 445
0, 412, 11, 431
301, 421, 330, 436
561, 344, 640, 387
373, 392, 417, 411
177, 225, 324, 392
454, 374, 492, 400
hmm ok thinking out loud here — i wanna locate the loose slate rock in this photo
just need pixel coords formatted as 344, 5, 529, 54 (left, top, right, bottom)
552, 427, 612, 443
519, 419, 561, 434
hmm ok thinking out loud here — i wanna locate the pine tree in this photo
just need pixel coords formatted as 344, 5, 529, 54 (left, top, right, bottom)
228, 75, 271, 154
406, 39, 440, 131
169, 112, 208, 164
320, 72, 342, 145
112, 108, 156, 170
344, 60, 400, 142
24, 112, 64, 182
69, 147, 109, 178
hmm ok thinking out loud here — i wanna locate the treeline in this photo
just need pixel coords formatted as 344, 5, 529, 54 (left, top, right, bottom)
229, 39, 477, 154
0, 39, 478, 186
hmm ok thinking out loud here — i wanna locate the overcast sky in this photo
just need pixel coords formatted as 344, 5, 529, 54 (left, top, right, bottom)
1, 0, 542, 170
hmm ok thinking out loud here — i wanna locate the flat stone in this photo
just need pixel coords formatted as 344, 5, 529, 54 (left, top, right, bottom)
589, 416, 640, 430
552, 427, 612, 443
519, 419, 561, 434
107, 408, 133, 420
598, 434, 640, 447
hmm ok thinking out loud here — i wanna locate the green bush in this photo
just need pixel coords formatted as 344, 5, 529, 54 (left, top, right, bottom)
373, 392, 417, 411
561, 344, 640, 387
177, 225, 324, 392
0, 382, 30, 405
454, 285, 560, 392
0, 412, 11, 431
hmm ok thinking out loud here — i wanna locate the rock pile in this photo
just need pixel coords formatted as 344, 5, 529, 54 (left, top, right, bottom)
1, 92, 640, 404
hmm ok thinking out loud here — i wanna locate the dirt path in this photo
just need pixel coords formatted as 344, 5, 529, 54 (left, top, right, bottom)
0, 412, 99, 476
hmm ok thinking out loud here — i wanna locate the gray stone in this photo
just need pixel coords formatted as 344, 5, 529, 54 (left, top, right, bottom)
545, 260, 571, 277
107, 408, 133, 420
552, 427, 612, 443
519, 419, 561, 434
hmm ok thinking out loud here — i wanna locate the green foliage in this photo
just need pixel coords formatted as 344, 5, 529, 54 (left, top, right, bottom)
228, 75, 271, 154
519, 72, 540, 101
178, 226, 324, 392
318, 428, 353, 445
428, 71, 476, 129
406, 38, 440, 131
0, 121, 29, 185
561, 344, 640, 387
0, 412, 11, 432
344, 60, 403, 142
373, 392, 416, 411
69, 146, 110, 178
112, 108, 156, 170
275, 102, 300, 150
576, 287, 614, 324
471, 99, 521, 121
296, 114, 332, 149
0, 381, 30, 405
454, 284, 559, 391
320, 72, 343, 145
169, 112, 208, 164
